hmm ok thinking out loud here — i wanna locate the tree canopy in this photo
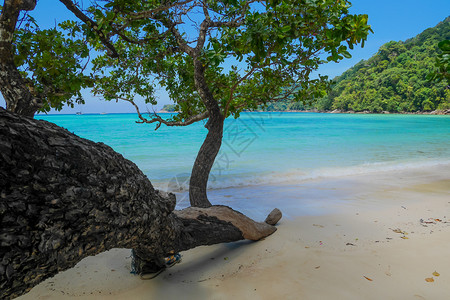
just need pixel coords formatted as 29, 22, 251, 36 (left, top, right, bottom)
4, 0, 372, 118
95, 0, 370, 123
429, 39, 450, 85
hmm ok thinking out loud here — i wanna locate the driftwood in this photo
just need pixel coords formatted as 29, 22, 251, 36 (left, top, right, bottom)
0, 108, 281, 299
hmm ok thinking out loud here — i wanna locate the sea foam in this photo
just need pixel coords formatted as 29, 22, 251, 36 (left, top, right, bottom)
153, 159, 450, 192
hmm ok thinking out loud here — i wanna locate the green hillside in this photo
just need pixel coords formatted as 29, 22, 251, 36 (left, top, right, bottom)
320, 16, 450, 113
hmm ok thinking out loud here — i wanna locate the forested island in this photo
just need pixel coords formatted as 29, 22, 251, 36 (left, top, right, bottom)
159, 104, 178, 112
258, 17, 450, 113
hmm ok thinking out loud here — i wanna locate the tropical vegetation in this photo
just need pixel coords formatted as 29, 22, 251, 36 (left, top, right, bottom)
261, 16, 450, 113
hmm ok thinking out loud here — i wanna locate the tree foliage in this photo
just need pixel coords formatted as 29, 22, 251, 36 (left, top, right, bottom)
429, 39, 450, 85
13, 18, 94, 112
0, 4, 94, 113
58, 0, 371, 122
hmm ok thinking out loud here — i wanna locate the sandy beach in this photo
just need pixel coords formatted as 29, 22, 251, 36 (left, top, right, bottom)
17, 165, 450, 300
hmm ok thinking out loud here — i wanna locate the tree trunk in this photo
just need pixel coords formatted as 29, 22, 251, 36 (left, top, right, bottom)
189, 111, 224, 208
0, 108, 281, 299
189, 60, 224, 208
0, 0, 41, 118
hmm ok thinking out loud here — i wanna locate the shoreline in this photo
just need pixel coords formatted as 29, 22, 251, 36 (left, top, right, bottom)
169, 161, 450, 214
156, 109, 450, 115
251, 109, 450, 115
36, 109, 450, 116
36, 109, 450, 117
17, 165, 450, 299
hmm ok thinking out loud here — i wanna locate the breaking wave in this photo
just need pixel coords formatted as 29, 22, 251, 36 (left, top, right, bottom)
152, 159, 450, 192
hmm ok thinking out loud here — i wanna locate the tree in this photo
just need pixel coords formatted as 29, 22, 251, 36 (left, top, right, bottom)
0, 0, 93, 117
57, 0, 372, 208
429, 39, 450, 85
0, 1, 368, 297
0, 108, 281, 299
0, 0, 39, 117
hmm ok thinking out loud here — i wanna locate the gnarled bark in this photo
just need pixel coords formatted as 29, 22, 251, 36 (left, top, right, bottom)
0, 108, 281, 299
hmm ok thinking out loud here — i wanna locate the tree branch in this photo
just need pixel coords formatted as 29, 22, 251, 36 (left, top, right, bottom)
110, 25, 171, 46
129, 0, 195, 21
224, 65, 257, 117
59, 0, 119, 58
195, 4, 212, 53
162, 18, 195, 56
117, 96, 209, 129
141, 111, 210, 129
174, 206, 280, 243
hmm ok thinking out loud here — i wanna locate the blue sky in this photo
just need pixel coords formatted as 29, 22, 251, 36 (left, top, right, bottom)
1, 0, 449, 114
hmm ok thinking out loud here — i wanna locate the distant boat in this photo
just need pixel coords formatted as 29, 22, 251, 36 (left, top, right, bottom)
76, 112, 82, 115
100, 112, 107, 115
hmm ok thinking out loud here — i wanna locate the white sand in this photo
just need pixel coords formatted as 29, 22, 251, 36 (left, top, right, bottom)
18, 165, 450, 299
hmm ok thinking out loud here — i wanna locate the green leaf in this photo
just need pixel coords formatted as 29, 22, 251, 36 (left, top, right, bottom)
281, 25, 291, 33
342, 50, 352, 59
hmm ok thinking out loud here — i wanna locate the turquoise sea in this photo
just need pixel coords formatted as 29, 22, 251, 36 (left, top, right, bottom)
37, 112, 450, 216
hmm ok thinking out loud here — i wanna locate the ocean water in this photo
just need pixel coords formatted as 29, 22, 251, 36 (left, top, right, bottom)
36, 112, 450, 189
36, 112, 450, 214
